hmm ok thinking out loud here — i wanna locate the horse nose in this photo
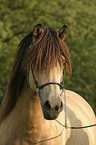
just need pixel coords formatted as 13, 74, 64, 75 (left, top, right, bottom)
44, 99, 63, 112
43, 99, 63, 120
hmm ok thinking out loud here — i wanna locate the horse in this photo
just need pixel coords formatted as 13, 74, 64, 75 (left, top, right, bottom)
0, 24, 96, 145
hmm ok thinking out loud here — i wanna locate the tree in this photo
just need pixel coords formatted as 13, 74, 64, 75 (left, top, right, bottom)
0, 0, 96, 113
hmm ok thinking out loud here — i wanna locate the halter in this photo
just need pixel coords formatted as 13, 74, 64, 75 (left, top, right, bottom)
31, 67, 96, 144
31, 68, 64, 90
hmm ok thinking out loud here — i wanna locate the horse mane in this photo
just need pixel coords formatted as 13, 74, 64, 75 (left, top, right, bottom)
0, 26, 71, 124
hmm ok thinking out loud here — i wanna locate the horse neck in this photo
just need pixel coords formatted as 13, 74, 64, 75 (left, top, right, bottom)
14, 87, 44, 127
0, 87, 46, 144
0, 87, 44, 135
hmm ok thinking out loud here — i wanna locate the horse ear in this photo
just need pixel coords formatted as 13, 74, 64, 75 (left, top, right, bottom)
33, 24, 43, 39
57, 25, 68, 40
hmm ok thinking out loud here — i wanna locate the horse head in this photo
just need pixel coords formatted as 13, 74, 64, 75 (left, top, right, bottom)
29, 64, 64, 120
0, 24, 71, 123
27, 24, 71, 120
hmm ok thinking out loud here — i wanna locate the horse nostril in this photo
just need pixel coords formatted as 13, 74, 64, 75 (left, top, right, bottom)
55, 101, 63, 112
45, 100, 51, 110
60, 101, 63, 109
55, 105, 59, 111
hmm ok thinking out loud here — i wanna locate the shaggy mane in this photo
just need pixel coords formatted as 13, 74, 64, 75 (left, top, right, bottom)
0, 26, 71, 123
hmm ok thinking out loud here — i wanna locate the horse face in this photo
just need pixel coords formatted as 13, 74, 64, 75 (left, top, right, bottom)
29, 64, 63, 120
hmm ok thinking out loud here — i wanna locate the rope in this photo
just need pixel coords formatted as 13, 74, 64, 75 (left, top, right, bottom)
56, 120, 96, 129
64, 89, 67, 127
32, 129, 64, 144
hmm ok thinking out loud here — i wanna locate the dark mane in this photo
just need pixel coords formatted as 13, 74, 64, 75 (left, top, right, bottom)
0, 26, 71, 123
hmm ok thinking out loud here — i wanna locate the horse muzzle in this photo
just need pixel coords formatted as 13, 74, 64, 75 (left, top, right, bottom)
42, 99, 63, 120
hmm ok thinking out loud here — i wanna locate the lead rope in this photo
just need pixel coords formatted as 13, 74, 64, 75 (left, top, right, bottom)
56, 67, 96, 129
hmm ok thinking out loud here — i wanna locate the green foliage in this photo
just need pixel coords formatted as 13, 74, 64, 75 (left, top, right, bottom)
0, 0, 96, 113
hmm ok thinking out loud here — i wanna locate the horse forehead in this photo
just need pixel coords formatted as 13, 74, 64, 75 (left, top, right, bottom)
49, 67, 62, 77
38, 66, 62, 81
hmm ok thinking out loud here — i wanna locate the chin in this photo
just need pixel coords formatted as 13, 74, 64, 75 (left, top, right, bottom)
43, 111, 59, 120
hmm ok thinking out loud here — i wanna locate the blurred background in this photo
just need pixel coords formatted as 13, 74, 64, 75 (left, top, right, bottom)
0, 0, 96, 114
